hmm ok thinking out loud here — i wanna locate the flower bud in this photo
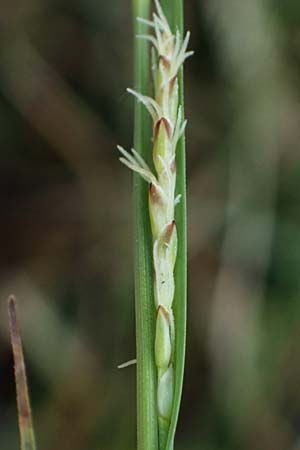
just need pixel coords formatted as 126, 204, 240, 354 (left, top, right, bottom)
153, 117, 171, 175
157, 364, 174, 420
155, 306, 172, 370
149, 183, 166, 240
153, 221, 177, 309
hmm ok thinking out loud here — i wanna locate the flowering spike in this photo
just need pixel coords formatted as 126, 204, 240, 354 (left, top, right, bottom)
118, 1, 192, 447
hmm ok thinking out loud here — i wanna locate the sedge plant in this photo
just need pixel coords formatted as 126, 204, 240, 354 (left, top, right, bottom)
118, 1, 192, 449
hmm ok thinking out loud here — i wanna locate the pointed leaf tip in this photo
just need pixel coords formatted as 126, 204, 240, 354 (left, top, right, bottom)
7, 295, 37, 450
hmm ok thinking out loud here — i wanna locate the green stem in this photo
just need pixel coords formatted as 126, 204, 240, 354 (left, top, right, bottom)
133, 1, 159, 450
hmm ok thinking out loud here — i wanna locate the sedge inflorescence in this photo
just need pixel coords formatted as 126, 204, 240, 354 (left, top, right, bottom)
118, 0, 192, 446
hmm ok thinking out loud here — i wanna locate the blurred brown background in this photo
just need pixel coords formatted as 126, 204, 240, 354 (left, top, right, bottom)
0, 0, 300, 449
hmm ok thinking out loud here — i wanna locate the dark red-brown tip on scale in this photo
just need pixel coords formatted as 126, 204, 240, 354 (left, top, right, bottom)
149, 183, 159, 203
157, 304, 170, 323
159, 55, 171, 71
154, 117, 172, 140
149, 183, 164, 205
164, 220, 176, 244
169, 76, 177, 94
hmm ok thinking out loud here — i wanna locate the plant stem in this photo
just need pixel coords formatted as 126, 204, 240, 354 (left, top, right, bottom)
133, 1, 159, 450
8, 295, 37, 450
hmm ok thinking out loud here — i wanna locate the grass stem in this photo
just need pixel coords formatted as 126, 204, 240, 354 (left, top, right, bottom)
8, 295, 37, 450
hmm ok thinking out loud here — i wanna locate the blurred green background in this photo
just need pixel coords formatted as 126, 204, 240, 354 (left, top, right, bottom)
0, 0, 300, 449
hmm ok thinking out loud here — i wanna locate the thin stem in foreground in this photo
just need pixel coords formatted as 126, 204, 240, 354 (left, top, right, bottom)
8, 295, 37, 450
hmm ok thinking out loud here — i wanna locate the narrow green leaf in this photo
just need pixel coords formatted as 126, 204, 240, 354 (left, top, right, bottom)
160, 1, 187, 450
8, 295, 37, 450
132, 1, 159, 450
